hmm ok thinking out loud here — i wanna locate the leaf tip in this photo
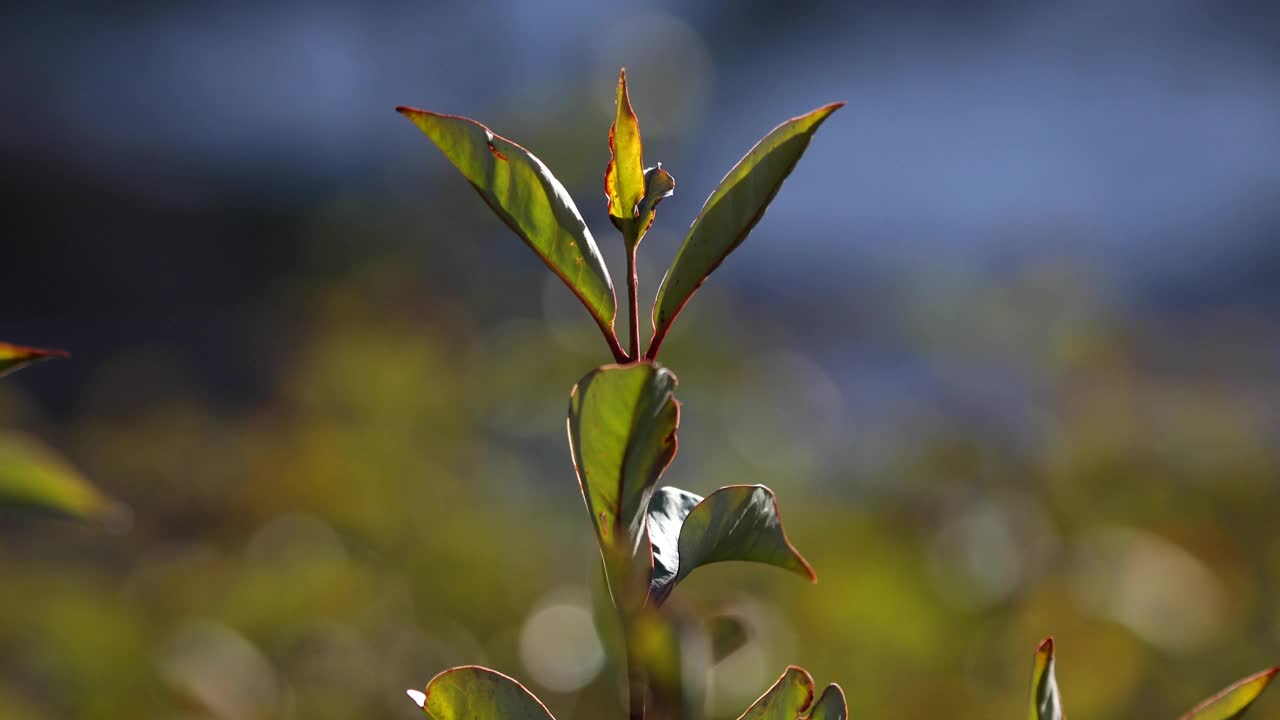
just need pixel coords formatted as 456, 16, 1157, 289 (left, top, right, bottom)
406, 688, 426, 708
1037, 636, 1055, 656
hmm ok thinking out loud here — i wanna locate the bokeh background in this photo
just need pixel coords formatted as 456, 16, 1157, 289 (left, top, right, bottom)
3, 1, 1279, 719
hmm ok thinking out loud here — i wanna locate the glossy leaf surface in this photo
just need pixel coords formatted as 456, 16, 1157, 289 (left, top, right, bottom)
737, 666, 846, 720
398, 107, 619, 355
648, 484, 815, 605
649, 102, 842, 358
0, 342, 68, 378
567, 363, 679, 605
1180, 667, 1277, 720
408, 666, 554, 720
0, 433, 116, 520
1028, 637, 1064, 720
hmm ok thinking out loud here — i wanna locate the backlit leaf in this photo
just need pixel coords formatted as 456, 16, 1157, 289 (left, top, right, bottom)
408, 666, 555, 720
648, 484, 815, 606
605, 68, 646, 241
0, 342, 68, 378
1180, 667, 1277, 720
736, 666, 846, 720
1028, 637, 1064, 720
567, 363, 679, 607
398, 107, 621, 359
648, 103, 842, 358
0, 432, 119, 521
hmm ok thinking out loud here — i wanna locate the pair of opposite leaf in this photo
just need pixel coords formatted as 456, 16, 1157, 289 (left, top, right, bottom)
409, 664, 846, 720
1030, 636, 1276, 720
398, 68, 842, 363
0, 342, 116, 521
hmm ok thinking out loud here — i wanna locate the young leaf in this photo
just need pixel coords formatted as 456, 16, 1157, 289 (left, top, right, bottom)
736, 666, 846, 720
1028, 637, 1064, 720
567, 363, 680, 606
398, 107, 623, 361
605, 68, 647, 241
647, 102, 843, 359
0, 432, 119, 521
407, 666, 555, 720
647, 484, 816, 606
0, 342, 68, 378
1180, 667, 1277, 720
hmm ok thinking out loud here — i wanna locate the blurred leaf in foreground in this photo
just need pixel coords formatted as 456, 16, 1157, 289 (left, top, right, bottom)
0, 432, 123, 523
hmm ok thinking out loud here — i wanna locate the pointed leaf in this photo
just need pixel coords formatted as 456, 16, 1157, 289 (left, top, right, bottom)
605, 69, 646, 236
1028, 637, 1064, 720
1180, 667, 1277, 720
408, 666, 555, 720
398, 107, 620, 356
0, 432, 119, 520
709, 614, 750, 663
568, 363, 679, 606
648, 484, 815, 605
648, 103, 843, 358
739, 666, 814, 720
0, 342, 68, 378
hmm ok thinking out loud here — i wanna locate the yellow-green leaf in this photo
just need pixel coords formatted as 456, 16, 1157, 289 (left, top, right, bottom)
0, 432, 117, 520
567, 363, 679, 607
1028, 637, 1064, 720
408, 666, 554, 720
605, 68, 647, 241
398, 107, 622, 359
647, 484, 815, 606
1180, 667, 1277, 720
648, 102, 842, 358
0, 342, 68, 378
736, 666, 845, 720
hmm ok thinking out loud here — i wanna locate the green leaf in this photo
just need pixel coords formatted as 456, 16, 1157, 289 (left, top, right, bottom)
648, 102, 843, 358
0, 432, 119, 521
398, 106, 622, 358
709, 614, 750, 663
567, 363, 680, 607
408, 666, 555, 720
605, 68, 646, 241
737, 666, 846, 720
1180, 667, 1277, 720
1028, 637, 1064, 720
647, 484, 815, 606
0, 342, 68, 378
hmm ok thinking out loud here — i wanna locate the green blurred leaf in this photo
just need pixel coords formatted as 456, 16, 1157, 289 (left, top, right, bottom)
408, 666, 555, 720
567, 363, 680, 607
397, 106, 622, 359
737, 666, 846, 720
1180, 667, 1277, 720
0, 341, 68, 378
648, 102, 843, 358
0, 432, 118, 520
647, 484, 815, 606
1028, 637, 1064, 720
709, 614, 750, 663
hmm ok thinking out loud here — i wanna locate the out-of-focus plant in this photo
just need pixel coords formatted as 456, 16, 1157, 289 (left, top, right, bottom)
0, 341, 119, 521
396, 70, 1274, 720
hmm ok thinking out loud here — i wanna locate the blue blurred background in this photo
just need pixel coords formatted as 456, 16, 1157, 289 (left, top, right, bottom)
2, 1, 1278, 719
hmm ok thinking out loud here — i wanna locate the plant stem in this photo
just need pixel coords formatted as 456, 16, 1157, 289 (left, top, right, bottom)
625, 621, 647, 720
626, 244, 640, 361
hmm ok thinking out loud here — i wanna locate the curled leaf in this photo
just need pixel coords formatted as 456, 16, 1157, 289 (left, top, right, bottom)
605, 68, 647, 239
648, 102, 842, 359
398, 107, 622, 360
1180, 667, 1277, 720
647, 484, 815, 606
0, 342, 68, 378
1028, 637, 1064, 720
567, 363, 679, 607
408, 666, 555, 720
